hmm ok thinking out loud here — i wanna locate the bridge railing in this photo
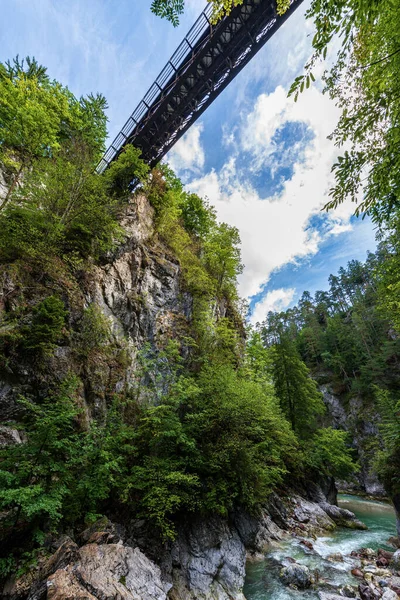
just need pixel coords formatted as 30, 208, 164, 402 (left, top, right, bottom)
97, 2, 213, 173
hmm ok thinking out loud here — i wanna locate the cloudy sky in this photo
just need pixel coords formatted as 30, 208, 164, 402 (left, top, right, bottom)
1, 0, 376, 323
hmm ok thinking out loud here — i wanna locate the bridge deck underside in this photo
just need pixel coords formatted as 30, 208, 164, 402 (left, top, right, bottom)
97, 0, 303, 172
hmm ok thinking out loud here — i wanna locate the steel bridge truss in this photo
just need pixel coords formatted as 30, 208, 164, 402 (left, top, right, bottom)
97, 0, 304, 173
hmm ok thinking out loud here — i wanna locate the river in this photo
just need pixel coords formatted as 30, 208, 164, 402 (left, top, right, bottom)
244, 494, 397, 600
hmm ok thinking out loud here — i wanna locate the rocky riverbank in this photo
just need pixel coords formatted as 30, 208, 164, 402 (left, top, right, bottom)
245, 496, 400, 600
2, 488, 371, 600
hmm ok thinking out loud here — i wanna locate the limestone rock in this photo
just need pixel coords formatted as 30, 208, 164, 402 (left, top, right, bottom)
48, 543, 171, 600
320, 502, 367, 530
280, 564, 312, 589
381, 590, 400, 600
291, 497, 336, 533
391, 550, 400, 569
47, 569, 97, 600
40, 538, 80, 579
234, 508, 283, 552
0, 425, 23, 446
169, 516, 246, 600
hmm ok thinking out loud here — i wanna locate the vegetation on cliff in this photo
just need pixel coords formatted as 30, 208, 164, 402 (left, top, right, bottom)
0, 55, 356, 580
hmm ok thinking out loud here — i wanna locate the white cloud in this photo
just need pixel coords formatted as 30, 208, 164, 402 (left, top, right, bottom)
188, 84, 357, 303
250, 288, 296, 325
167, 123, 205, 174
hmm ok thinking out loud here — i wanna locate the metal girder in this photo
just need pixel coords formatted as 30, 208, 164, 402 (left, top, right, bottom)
97, 0, 304, 173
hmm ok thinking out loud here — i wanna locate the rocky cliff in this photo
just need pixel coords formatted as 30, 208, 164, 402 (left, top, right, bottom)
0, 189, 367, 600
319, 383, 385, 497
0, 192, 191, 426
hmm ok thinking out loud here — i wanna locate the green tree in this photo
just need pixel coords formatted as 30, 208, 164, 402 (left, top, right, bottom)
150, 0, 290, 25
271, 335, 325, 437
374, 388, 400, 535
291, 0, 400, 220
305, 427, 358, 480
0, 378, 81, 537
203, 222, 242, 298
0, 57, 107, 209
21, 296, 67, 356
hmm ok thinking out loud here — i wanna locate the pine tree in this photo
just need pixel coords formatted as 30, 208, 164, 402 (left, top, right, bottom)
271, 335, 325, 437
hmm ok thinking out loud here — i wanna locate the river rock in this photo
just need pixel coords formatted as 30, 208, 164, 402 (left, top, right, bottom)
375, 569, 393, 578
359, 582, 383, 600
377, 557, 390, 567
300, 539, 314, 550
327, 553, 343, 562
391, 550, 400, 569
389, 576, 400, 595
320, 503, 367, 530
359, 548, 377, 559
379, 550, 394, 560
340, 584, 357, 598
352, 568, 365, 578
280, 564, 312, 589
318, 593, 349, 600
364, 565, 378, 573
381, 590, 400, 600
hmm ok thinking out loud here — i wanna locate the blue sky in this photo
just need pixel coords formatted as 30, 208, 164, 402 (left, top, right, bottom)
1, 0, 377, 323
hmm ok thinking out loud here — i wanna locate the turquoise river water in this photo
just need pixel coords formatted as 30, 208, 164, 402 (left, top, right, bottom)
244, 495, 397, 600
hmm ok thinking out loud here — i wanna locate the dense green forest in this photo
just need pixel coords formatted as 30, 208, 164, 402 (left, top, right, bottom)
1, 0, 400, 583
257, 246, 400, 500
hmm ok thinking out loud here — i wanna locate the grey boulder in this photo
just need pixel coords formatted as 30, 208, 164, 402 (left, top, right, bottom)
280, 563, 312, 589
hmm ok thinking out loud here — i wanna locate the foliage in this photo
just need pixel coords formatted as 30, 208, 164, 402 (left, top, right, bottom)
0, 377, 81, 535
185, 364, 298, 513
304, 427, 358, 480
105, 145, 150, 200
179, 192, 216, 240
76, 304, 111, 356
21, 296, 67, 355
0, 377, 134, 550
150, 0, 185, 26
0, 56, 107, 210
260, 253, 400, 396
290, 0, 400, 220
373, 389, 400, 500
260, 242, 400, 500
268, 334, 325, 437
122, 361, 298, 539
0, 56, 149, 265
150, 0, 290, 25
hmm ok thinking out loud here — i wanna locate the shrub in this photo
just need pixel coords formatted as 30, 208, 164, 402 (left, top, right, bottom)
21, 296, 67, 355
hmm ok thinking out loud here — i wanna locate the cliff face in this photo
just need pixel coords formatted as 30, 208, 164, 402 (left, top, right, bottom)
0, 193, 191, 427
320, 383, 385, 497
